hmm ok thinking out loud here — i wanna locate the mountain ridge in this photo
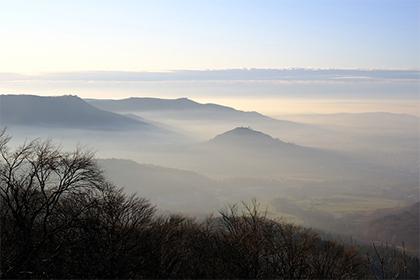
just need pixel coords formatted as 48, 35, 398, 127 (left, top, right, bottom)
86, 97, 294, 124
0, 94, 155, 130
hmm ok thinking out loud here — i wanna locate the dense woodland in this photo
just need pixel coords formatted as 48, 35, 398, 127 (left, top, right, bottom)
0, 130, 418, 279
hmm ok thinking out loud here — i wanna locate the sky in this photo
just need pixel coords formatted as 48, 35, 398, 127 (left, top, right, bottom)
0, 0, 419, 73
0, 0, 419, 115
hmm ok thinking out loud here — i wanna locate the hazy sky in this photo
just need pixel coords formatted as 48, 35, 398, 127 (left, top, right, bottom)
1, 0, 419, 115
1, 0, 419, 73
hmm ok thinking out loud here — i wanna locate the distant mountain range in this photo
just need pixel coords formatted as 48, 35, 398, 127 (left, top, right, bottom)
88, 97, 231, 112
0, 95, 155, 130
1, 94, 416, 183
86, 96, 322, 144
86, 97, 302, 125
1, 94, 313, 138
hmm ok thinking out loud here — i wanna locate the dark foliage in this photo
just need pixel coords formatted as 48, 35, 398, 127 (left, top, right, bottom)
0, 131, 418, 279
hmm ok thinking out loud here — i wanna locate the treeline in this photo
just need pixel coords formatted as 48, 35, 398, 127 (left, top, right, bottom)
0, 131, 418, 279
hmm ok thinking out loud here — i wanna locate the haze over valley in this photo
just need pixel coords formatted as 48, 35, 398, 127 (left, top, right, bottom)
1, 1, 419, 278
1, 93, 418, 255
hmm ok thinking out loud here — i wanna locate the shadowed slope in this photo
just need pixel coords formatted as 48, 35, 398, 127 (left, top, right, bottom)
0, 94, 154, 130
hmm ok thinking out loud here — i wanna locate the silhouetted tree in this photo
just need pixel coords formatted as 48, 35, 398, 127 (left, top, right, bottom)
0, 131, 103, 278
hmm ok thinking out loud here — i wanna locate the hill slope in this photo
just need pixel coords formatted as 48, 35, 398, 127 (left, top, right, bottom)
98, 158, 221, 212
209, 126, 295, 147
86, 97, 304, 125
0, 95, 154, 130
173, 127, 413, 184
363, 202, 420, 253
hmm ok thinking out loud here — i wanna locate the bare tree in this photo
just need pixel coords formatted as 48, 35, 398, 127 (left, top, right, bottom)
0, 132, 104, 278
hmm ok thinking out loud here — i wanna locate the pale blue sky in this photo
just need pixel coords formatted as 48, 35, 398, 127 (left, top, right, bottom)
0, 0, 419, 73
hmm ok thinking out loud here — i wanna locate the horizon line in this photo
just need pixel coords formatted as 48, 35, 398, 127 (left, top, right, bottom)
3, 67, 420, 75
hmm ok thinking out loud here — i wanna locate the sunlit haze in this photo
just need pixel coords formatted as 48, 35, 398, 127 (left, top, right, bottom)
1, 0, 419, 115
1, 2, 420, 277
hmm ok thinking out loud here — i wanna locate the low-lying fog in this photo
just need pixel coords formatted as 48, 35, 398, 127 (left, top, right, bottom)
1, 93, 419, 253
